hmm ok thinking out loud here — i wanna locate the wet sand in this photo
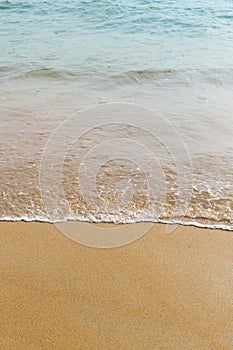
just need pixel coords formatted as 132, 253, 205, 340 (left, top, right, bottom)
1, 222, 233, 349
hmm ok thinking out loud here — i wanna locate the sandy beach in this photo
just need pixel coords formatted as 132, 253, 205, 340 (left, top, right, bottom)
1, 222, 233, 349
1, 0, 233, 348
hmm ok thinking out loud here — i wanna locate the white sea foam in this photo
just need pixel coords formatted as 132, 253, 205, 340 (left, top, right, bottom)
1, 215, 233, 232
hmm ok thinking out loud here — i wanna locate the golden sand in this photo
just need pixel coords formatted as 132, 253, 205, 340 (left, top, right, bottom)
1, 222, 233, 349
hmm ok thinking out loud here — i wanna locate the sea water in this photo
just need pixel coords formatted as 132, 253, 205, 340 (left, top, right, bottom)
0, 0, 233, 229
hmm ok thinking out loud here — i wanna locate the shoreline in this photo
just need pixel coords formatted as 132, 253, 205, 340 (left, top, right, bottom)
0, 218, 232, 232
1, 221, 233, 348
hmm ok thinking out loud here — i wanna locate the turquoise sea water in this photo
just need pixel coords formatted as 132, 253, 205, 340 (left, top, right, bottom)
0, 0, 233, 229
1, 0, 233, 85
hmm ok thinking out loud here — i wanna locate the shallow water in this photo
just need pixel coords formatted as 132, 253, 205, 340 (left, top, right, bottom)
0, 0, 233, 229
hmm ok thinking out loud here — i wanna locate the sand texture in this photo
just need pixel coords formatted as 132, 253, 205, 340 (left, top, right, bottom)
1, 222, 233, 349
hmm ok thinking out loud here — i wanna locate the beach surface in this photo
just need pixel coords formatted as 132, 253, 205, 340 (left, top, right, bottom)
1, 222, 233, 349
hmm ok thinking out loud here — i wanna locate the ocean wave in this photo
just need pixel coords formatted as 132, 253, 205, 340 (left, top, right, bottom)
21, 68, 85, 80
0, 65, 11, 73
8, 67, 233, 87
112, 69, 175, 83
0, 0, 34, 11
1, 215, 233, 231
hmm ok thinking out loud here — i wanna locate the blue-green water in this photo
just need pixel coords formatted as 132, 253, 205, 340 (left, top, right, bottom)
0, 0, 233, 229
1, 0, 233, 85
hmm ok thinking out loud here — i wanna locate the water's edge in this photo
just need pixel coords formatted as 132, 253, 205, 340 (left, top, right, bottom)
1, 216, 232, 231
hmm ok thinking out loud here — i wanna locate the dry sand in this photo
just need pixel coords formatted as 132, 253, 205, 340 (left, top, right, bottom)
1, 222, 233, 349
